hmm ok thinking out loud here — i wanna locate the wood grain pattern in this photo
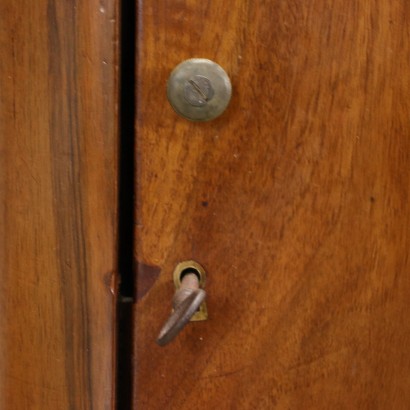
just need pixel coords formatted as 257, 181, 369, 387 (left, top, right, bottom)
134, 1, 410, 408
0, 1, 118, 409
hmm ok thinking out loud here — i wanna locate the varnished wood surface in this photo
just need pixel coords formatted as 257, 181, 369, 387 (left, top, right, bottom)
0, 1, 118, 409
134, 1, 410, 408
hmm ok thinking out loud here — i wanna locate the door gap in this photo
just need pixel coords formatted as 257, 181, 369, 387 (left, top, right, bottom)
117, 0, 136, 408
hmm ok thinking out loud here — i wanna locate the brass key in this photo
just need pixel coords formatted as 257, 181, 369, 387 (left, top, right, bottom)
156, 273, 206, 346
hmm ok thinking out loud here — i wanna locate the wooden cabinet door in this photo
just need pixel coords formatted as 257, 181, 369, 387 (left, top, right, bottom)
134, 1, 410, 409
0, 1, 118, 408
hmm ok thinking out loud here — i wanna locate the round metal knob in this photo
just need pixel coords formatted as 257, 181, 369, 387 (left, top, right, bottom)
167, 58, 232, 122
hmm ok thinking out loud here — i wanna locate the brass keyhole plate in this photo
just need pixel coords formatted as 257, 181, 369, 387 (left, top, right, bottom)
173, 260, 208, 321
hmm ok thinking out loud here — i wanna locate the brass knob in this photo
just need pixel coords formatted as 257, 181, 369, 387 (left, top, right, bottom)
167, 58, 232, 122
157, 273, 206, 346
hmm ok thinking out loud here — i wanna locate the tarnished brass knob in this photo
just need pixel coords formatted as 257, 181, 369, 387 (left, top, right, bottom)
167, 58, 232, 122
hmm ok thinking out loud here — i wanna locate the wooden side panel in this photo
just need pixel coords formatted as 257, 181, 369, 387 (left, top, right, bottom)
134, 1, 410, 409
0, 1, 118, 409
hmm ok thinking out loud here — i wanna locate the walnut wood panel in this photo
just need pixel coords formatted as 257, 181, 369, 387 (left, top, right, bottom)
134, 1, 410, 409
0, 1, 118, 409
